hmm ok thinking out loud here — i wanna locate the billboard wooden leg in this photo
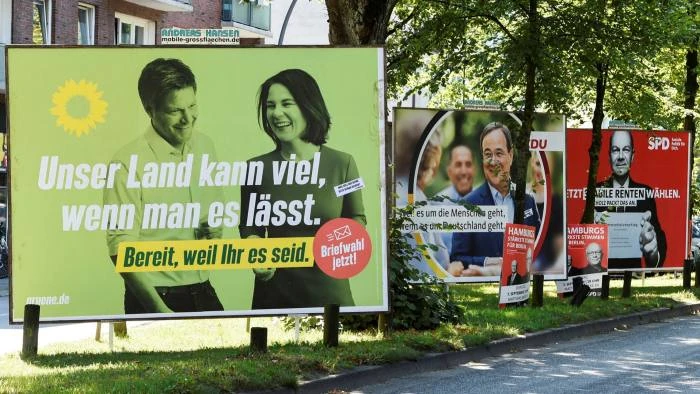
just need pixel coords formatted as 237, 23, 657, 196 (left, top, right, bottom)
108, 322, 114, 352
95, 322, 102, 342
601, 274, 610, 300
250, 327, 267, 352
683, 258, 693, 289
323, 304, 339, 347
531, 274, 544, 307
294, 316, 301, 343
21, 304, 40, 360
695, 260, 700, 288
378, 313, 390, 337
622, 271, 633, 298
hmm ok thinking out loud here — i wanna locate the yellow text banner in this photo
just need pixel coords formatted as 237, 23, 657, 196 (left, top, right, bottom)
115, 237, 314, 272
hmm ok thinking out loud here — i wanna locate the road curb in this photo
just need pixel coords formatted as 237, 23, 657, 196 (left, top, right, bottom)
255, 302, 700, 394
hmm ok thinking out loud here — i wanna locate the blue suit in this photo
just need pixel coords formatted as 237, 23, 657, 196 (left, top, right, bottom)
451, 182, 540, 268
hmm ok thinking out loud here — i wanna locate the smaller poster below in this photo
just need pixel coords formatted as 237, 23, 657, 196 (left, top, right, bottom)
499, 224, 536, 307
556, 224, 609, 296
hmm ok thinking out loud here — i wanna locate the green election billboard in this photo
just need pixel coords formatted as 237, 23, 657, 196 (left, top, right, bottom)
6, 47, 387, 322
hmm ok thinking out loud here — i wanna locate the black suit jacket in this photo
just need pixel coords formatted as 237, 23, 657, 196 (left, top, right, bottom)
594, 176, 667, 269
568, 263, 602, 277
451, 182, 540, 268
507, 272, 525, 286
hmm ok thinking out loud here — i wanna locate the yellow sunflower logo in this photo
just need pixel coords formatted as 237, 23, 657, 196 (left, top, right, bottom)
50, 80, 108, 137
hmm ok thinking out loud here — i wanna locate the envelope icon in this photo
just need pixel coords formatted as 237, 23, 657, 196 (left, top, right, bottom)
333, 225, 352, 240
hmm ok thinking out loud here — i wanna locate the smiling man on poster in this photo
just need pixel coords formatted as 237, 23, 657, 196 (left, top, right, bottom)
436, 144, 474, 252
568, 242, 604, 276
450, 122, 540, 276
595, 130, 667, 269
104, 58, 225, 314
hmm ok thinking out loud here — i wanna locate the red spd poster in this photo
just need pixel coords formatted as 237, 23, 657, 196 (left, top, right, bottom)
566, 129, 689, 271
557, 224, 608, 296
499, 224, 535, 307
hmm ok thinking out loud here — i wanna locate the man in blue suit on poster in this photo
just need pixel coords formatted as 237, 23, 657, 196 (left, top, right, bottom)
449, 122, 540, 277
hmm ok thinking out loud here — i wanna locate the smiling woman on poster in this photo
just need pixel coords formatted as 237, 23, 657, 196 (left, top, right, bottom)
239, 69, 366, 310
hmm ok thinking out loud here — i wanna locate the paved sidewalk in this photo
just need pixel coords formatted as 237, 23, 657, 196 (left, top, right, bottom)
0, 277, 145, 356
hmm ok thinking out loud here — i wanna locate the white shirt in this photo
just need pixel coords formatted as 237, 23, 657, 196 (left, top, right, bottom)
488, 182, 514, 223
612, 177, 630, 188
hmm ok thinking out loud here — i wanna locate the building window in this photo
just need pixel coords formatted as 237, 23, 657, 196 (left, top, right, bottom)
114, 13, 154, 45
32, 0, 52, 44
221, 0, 270, 31
78, 3, 95, 45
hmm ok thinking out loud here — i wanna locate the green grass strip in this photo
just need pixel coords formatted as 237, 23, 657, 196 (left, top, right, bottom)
1, 276, 697, 393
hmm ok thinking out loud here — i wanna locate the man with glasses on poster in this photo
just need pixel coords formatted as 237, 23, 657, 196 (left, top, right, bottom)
595, 130, 666, 269
450, 122, 540, 277
569, 242, 604, 276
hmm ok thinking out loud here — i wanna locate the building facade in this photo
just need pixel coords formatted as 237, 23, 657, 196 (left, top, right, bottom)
0, 0, 274, 134
0, 0, 277, 213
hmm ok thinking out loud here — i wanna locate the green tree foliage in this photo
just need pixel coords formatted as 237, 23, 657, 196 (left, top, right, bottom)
384, 203, 464, 330
339, 203, 463, 331
547, 0, 694, 222
322, 0, 700, 324
681, 1, 699, 216
385, 1, 698, 222
281, 202, 463, 332
321, 3, 462, 331
388, 0, 567, 225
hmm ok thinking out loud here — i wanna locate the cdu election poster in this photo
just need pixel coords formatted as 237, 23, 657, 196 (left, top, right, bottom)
6, 47, 387, 322
394, 108, 566, 283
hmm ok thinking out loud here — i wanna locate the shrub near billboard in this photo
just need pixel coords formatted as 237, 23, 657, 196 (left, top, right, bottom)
7, 47, 387, 322
566, 129, 689, 271
394, 108, 566, 283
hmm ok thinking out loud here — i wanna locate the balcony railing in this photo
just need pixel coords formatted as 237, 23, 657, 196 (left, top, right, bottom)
221, 0, 270, 31
122, 0, 192, 12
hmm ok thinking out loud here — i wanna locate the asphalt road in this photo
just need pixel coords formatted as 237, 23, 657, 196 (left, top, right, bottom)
351, 315, 700, 394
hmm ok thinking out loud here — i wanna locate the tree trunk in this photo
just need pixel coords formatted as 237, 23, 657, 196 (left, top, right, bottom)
581, 63, 608, 224
684, 48, 698, 219
325, 0, 397, 45
513, 0, 539, 225
325, 0, 398, 332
